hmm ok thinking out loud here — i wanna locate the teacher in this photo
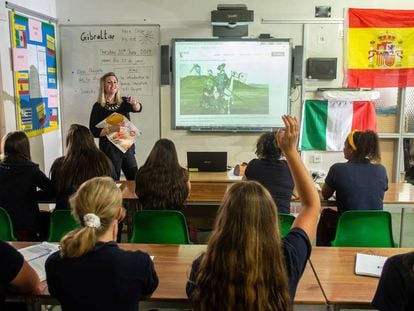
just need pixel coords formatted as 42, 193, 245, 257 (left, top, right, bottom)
89, 72, 142, 180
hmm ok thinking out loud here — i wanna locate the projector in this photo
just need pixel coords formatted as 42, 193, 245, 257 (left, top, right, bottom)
211, 4, 254, 25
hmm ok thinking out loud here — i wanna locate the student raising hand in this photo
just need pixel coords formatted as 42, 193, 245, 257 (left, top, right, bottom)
276, 115, 299, 154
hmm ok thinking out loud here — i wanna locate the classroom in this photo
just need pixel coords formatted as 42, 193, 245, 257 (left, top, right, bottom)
1, 0, 414, 310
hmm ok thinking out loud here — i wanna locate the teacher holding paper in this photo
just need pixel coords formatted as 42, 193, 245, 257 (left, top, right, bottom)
89, 72, 142, 180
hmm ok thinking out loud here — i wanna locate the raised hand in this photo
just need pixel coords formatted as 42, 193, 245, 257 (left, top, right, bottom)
276, 115, 299, 154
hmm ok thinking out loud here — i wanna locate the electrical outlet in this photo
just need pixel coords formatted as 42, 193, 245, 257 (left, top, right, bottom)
313, 154, 322, 163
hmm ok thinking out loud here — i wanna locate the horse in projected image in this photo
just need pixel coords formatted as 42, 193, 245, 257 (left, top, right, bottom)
200, 70, 246, 114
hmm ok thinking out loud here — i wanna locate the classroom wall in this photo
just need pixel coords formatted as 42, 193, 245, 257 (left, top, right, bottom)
54, 0, 414, 170
0, 0, 61, 173
2, 0, 414, 173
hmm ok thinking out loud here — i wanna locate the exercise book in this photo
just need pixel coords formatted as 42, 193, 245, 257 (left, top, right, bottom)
354, 253, 388, 277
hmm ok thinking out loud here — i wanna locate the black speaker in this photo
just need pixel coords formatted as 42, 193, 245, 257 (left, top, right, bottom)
306, 58, 337, 80
161, 45, 170, 85
292, 45, 303, 86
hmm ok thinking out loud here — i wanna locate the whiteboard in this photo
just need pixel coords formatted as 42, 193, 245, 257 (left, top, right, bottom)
59, 24, 160, 165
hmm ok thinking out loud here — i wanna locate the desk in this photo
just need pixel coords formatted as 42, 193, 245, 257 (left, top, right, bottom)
120, 171, 241, 202
121, 179, 414, 243
10, 242, 325, 309
310, 247, 414, 310
123, 177, 414, 204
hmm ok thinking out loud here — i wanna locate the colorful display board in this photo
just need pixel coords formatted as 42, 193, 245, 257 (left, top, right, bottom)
10, 12, 59, 137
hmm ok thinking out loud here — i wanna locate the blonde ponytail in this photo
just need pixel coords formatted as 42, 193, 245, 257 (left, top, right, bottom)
60, 177, 122, 258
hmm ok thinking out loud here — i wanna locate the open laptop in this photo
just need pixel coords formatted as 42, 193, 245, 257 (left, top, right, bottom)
187, 152, 227, 172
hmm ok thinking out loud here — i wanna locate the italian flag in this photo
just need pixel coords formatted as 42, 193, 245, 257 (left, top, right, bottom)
300, 100, 376, 151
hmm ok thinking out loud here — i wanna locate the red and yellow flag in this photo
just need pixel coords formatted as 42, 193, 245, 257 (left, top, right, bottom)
348, 8, 414, 88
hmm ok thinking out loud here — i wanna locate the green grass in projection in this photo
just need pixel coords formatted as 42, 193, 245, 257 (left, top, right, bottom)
180, 75, 269, 115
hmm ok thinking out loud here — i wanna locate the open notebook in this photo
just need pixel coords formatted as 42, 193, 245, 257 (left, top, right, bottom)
355, 253, 388, 277
18, 242, 59, 281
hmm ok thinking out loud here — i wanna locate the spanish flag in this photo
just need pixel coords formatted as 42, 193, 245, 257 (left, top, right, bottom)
348, 8, 414, 88
300, 100, 376, 151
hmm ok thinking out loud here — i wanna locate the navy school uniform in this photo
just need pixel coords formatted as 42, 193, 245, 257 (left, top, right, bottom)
45, 241, 158, 311
186, 227, 311, 301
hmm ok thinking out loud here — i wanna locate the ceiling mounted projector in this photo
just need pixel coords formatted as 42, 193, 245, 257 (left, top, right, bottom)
211, 4, 254, 27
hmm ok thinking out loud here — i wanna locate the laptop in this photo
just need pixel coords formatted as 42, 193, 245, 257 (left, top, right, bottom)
187, 152, 227, 172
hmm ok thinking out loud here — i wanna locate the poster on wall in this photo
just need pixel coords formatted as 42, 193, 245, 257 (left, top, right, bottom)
10, 11, 59, 137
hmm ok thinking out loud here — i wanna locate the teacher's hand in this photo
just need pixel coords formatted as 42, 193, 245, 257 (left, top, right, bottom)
128, 96, 141, 111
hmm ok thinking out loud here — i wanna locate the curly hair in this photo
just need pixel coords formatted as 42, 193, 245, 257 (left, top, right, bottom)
192, 181, 292, 311
255, 132, 282, 161
346, 130, 381, 162
135, 139, 189, 210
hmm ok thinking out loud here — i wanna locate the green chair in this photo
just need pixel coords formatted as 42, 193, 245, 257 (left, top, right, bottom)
47, 209, 79, 242
0, 207, 17, 241
331, 210, 398, 247
278, 213, 295, 238
129, 210, 192, 244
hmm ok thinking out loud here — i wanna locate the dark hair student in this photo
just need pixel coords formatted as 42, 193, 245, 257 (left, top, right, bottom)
322, 129, 388, 214
46, 177, 158, 311
244, 131, 295, 214
50, 124, 114, 210
135, 138, 190, 211
186, 115, 320, 310
0, 131, 53, 241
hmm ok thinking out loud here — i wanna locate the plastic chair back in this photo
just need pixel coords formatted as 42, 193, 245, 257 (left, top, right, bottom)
331, 210, 398, 247
129, 210, 191, 244
0, 207, 17, 241
278, 213, 295, 237
47, 209, 79, 242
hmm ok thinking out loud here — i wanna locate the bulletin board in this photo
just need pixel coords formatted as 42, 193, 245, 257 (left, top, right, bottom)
10, 11, 59, 137
59, 24, 160, 165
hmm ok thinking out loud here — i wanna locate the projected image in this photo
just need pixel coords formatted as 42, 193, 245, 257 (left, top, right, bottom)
180, 63, 268, 115
173, 39, 291, 130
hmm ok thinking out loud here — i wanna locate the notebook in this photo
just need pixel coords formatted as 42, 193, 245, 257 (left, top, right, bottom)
187, 151, 227, 172
354, 253, 388, 277
18, 242, 59, 281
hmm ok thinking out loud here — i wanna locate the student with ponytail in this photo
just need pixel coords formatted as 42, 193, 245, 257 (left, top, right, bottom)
317, 130, 388, 246
186, 115, 320, 310
45, 177, 158, 311
322, 129, 388, 214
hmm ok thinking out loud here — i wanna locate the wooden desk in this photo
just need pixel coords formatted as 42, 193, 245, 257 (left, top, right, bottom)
119, 180, 414, 243
122, 178, 414, 204
120, 171, 241, 202
11, 242, 325, 309
310, 247, 414, 310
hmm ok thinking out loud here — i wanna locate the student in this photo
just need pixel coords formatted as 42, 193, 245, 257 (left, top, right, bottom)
135, 138, 190, 211
135, 138, 196, 241
244, 131, 295, 214
89, 72, 142, 180
50, 124, 115, 210
317, 130, 388, 246
45, 177, 158, 311
0, 240, 41, 310
0, 131, 53, 241
372, 251, 414, 310
186, 115, 320, 310
322, 130, 388, 214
